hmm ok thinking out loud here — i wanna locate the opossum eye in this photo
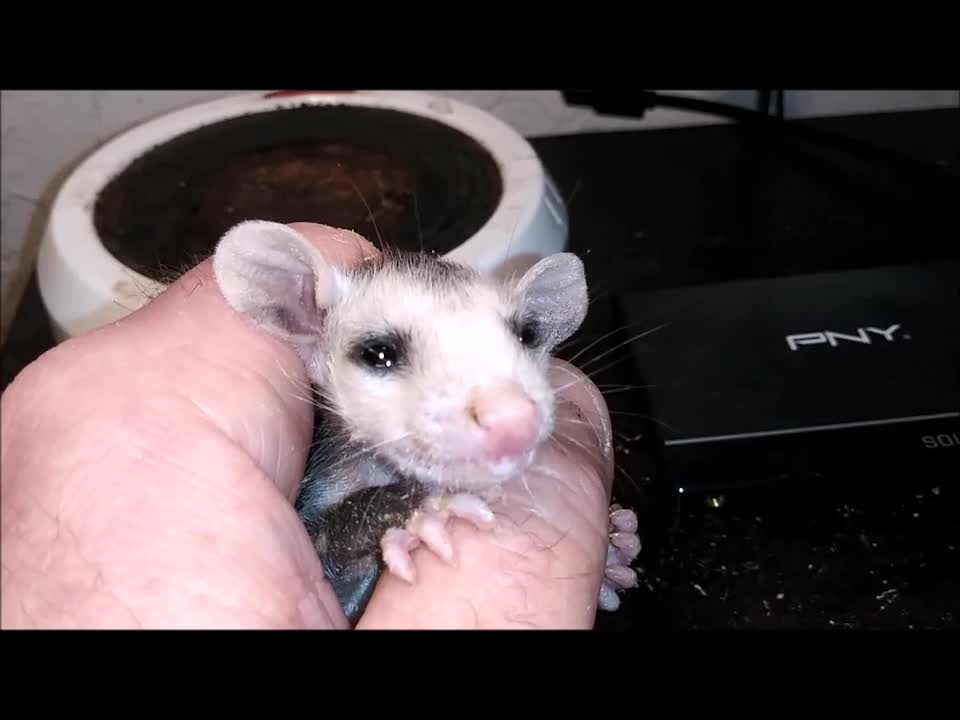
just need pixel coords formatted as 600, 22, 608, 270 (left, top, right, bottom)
360, 343, 399, 369
520, 322, 540, 347
351, 332, 407, 372
512, 316, 542, 349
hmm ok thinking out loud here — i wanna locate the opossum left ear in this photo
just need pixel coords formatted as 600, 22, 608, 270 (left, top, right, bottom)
514, 252, 589, 351
213, 220, 341, 355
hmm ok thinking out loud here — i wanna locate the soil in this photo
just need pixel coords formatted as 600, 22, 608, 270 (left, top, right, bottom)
93, 104, 504, 282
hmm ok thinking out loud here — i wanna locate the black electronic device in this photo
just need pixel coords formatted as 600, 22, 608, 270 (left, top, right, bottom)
616, 260, 960, 494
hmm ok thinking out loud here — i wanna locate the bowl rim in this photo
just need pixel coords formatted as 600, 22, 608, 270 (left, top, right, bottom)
44, 90, 552, 304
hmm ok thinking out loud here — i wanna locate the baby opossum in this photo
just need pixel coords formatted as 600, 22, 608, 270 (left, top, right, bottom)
212, 220, 640, 624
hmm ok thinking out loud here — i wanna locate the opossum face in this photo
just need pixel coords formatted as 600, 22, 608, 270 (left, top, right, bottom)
213, 221, 589, 491
319, 254, 575, 489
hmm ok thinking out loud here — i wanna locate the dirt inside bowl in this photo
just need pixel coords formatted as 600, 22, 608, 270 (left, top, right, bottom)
93, 103, 504, 282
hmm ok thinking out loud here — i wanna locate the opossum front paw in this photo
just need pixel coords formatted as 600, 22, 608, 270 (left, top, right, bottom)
380, 493, 496, 584
598, 504, 640, 612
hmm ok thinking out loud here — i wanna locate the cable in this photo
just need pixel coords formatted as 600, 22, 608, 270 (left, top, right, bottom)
561, 90, 957, 188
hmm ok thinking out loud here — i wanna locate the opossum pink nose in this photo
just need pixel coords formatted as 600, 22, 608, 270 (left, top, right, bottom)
468, 383, 540, 459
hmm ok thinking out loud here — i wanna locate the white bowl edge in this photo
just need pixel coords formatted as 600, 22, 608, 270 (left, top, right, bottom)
37, 90, 569, 340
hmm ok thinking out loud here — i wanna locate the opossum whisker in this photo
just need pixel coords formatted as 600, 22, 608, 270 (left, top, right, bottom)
310, 402, 341, 418
546, 427, 577, 465
605, 409, 681, 433
551, 378, 656, 396
344, 172, 389, 255
306, 384, 340, 414
549, 362, 590, 388
286, 390, 321, 408
554, 290, 618, 357
358, 483, 392, 537
578, 354, 637, 383
541, 428, 576, 486
271, 375, 325, 411
593, 385, 656, 397
550, 362, 629, 400
565, 177, 583, 207
568, 400, 682, 436
276, 384, 340, 418
552, 315, 623, 355
550, 432, 591, 496
551, 357, 638, 393
574, 323, 669, 373
517, 462, 539, 511
541, 435, 595, 503
586, 285, 616, 308
517, 476, 547, 522
526, 461, 565, 484
412, 184, 424, 255
550, 426, 603, 463
500, 196, 526, 272
273, 361, 312, 395
306, 392, 340, 415
553, 334, 593, 356
271, 357, 326, 406
320, 433, 414, 476
613, 460, 640, 493
554, 424, 641, 494
561, 416, 636, 444
595, 383, 655, 390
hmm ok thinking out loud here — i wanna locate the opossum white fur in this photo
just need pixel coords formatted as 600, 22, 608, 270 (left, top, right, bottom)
213, 220, 589, 499
212, 220, 641, 623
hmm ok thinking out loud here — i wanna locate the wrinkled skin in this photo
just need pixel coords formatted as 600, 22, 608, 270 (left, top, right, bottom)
0, 223, 615, 629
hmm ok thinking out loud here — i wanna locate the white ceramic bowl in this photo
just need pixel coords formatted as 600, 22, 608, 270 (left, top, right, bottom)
37, 90, 569, 342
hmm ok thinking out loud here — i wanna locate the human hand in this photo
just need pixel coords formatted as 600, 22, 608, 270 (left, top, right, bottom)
0, 223, 617, 629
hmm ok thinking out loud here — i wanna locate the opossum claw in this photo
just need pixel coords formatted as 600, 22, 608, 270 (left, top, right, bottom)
380, 493, 497, 582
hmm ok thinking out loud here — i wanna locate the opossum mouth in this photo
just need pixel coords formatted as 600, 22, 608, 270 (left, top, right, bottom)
406, 436, 528, 468
389, 441, 535, 490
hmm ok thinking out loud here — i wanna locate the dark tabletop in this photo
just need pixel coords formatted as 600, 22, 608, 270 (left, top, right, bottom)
3, 107, 958, 629
532, 108, 959, 630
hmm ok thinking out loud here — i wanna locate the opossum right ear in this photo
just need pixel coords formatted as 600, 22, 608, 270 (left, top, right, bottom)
514, 252, 589, 351
213, 220, 340, 352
